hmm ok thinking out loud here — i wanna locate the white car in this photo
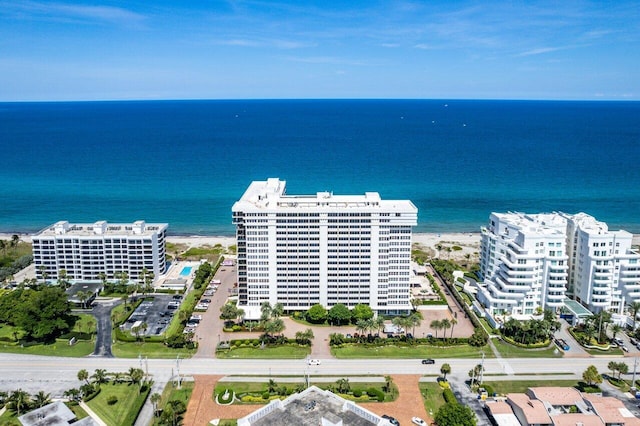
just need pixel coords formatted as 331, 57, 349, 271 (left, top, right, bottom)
308, 359, 321, 365
412, 417, 427, 426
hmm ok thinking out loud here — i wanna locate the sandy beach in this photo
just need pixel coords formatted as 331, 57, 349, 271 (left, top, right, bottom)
2, 231, 638, 263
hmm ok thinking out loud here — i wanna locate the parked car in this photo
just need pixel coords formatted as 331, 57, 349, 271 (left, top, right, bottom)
308, 359, 321, 365
411, 417, 427, 426
382, 414, 400, 425
421, 359, 435, 365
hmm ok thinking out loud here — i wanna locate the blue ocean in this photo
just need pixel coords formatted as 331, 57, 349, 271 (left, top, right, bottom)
1, 100, 639, 235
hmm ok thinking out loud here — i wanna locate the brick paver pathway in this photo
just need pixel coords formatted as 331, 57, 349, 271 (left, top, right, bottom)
183, 374, 431, 426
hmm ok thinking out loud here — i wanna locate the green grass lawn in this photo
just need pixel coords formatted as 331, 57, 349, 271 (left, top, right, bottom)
492, 339, 563, 358
331, 343, 490, 359
481, 379, 579, 395
153, 381, 195, 425
86, 383, 148, 425
419, 381, 446, 417
584, 346, 624, 356
0, 312, 96, 357
111, 340, 196, 358
216, 345, 310, 359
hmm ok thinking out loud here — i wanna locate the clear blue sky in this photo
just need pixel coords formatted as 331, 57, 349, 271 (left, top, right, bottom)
1, 1, 638, 101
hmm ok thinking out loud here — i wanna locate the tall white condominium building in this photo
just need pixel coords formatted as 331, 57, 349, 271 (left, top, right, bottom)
32, 220, 167, 282
478, 212, 569, 317
232, 178, 418, 317
563, 213, 640, 314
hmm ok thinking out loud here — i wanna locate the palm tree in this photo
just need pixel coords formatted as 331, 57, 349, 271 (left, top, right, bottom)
449, 318, 458, 338
76, 290, 89, 309
373, 317, 385, 335
610, 323, 623, 341
409, 312, 422, 336
77, 369, 90, 385
271, 303, 284, 319
63, 388, 81, 402
8, 389, 30, 416
391, 316, 408, 335
267, 379, 278, 393
441, 319, 452, 340
11, 234, 19, 251
33, 391, 51, 408
629, 301, 640, 330
92, 369, 108, 385
430, 320, 442, 338
128, 367, 144, 387
440, 363, 452, 380
260, 302, 272, 321
151, 392, 162, 416
355, 319, 369, 336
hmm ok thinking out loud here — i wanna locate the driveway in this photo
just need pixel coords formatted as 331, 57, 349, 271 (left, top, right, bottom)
183, 374, 431, 426
89, 298, 121, 357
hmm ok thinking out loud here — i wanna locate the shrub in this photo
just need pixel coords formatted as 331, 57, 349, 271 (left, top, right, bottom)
353, 389, 363, 397
262, 392, 270, 400
443, 388, 457, 404
366, 387, 385, 402
107, 395, 118, 405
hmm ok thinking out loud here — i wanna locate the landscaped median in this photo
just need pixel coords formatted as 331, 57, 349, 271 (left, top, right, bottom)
216, 337, 311, 359
213, 377, 397, 405
329, 333, 489, 359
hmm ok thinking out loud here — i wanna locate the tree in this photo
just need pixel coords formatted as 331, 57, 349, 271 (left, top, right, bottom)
328, 304, 351, 326
434, 402, 477, 426
76, 290, 90, 309
629, 301, 640, 330
8, 389, 31, 417
13, 286, 73, 341
355, 319, 370, 336
267, 379, 278, 393
63, 388, 81, 402
220, 303, 238, 322
351, 304, 374, 322
128, 367, 145, 387
430, 320, 442, 338
372, 317, 385, 335
307, 304, 327, 323
335, 378, 350, 394
582, 365, 602, 386
92, 368, 108, 385
440, 363, 452, 380
450, 318, 458, 338
78, 369, 90, 385
391, 316, 410, 335
271, 303, 284, 319
0, 240, 5, 255
11, 234, 20, 251
151, 392, 162, 416
33, 391, 51, 408
618, 362, 629, 379
263, 318, 285, 337
57, 269, 70, 289
260, 302, 272, 321
610, 323, 622, 341
408, 311, 422, 336
441, 318, 452, 339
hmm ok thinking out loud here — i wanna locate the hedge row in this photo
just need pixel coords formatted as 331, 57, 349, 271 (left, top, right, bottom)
501, 335, 551, 349
122, 384, 151, 426
443, 388, 457, 404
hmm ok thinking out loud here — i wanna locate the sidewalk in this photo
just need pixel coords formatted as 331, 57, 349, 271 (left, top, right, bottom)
79, 401, 107, 426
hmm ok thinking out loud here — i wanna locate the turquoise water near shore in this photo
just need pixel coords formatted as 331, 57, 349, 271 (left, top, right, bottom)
1, 99, 639, 235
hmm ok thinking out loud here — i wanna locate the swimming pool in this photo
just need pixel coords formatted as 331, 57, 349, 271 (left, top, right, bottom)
180, 266, 192, 276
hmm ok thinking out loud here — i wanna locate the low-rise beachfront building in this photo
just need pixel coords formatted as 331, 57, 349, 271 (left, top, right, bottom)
477, 211, 640, 320
32, 220, 167, 282
485, 387, 640, 426
478, 212, 569, 318
232, 178, 417, 318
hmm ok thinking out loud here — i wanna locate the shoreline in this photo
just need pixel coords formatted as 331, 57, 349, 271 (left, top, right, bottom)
2, 231, 638, 251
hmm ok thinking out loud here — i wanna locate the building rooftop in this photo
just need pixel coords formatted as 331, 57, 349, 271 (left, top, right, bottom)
528, 387, 583, 407
237, 386, 386, 426
507, 393, 552, 425
583, 393, 640, 425
233, 178, 417, 214
33, 220, 168, 238
552, 413, 604, 426
18, 401, 99, 426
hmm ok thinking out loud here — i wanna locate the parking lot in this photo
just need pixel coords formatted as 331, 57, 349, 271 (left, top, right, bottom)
122, 294, 182, 336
